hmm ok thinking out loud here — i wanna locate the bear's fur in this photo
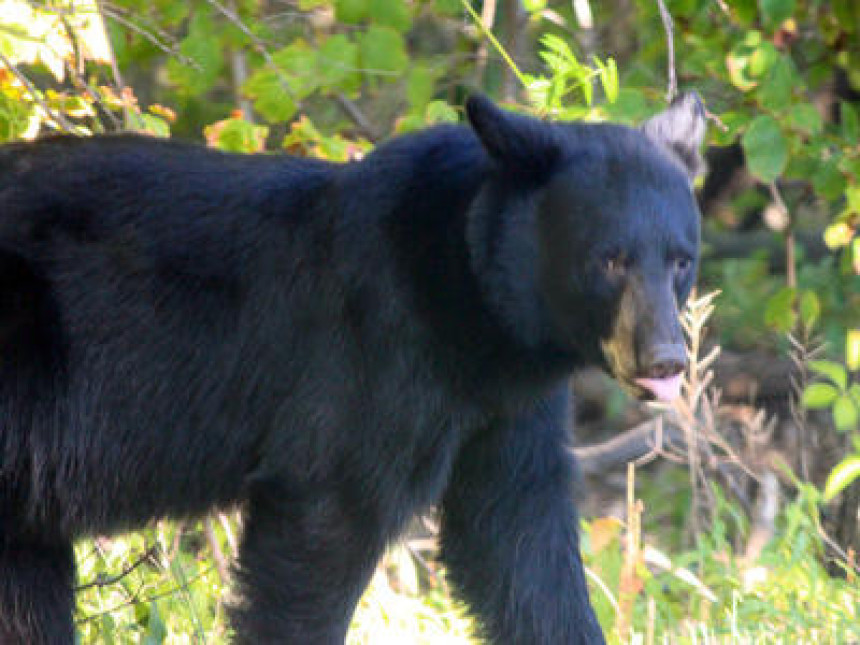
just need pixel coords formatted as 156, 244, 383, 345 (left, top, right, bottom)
0, 94, 704, 643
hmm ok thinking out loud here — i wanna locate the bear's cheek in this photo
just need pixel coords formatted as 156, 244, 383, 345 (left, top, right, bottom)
598, 285, 638, 382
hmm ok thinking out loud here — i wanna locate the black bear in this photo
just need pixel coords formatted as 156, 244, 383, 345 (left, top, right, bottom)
0, 93, 704, 644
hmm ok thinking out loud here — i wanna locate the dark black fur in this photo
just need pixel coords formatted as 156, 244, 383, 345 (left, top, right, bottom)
0, 95, 704, 644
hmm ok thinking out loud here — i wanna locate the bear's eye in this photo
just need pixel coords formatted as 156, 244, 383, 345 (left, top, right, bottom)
674, 256, 692, 274
602, 255, 627, 278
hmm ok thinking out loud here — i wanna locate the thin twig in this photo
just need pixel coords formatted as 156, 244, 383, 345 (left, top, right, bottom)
75, 545, 160, 591
654, 0, 677, 102
0, 52, 77, 132
769, 182, 796, 289
334, 93, 379, 141
204, 517, 231, 584
94, 0, 131, 127
743, 469, 780, 562
101, 6, 200, 69
76, 565, 216, 625
226, 0, 254, 121
459, 0, 527, 90
473, 0, 497, 86
91, 2, 124, 90
203, 0, 298, 104
219, 512, 239, 558
56, 12, 118, 130
65, 59, 122, 130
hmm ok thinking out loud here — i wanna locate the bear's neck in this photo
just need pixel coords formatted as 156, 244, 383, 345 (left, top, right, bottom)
359, 131, 578, 391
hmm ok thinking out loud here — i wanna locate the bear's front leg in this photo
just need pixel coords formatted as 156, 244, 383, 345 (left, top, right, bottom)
441, 386, 605, 644
229, 481, 387, 644
0, 537, 76, 644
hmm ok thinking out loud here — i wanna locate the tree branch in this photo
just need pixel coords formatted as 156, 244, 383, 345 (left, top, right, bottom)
654, 0, 677, 102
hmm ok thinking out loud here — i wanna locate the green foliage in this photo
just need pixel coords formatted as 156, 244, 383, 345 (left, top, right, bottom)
824, 456, 860, 501
523, 34, 618, 116
804, 358, 859, 433
75, 523, 228, 643
742, 116, 788, 183
802, 337, 860, 503
582, 483, 860, 641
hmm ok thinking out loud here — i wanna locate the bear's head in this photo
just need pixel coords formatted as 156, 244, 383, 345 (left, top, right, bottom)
466, 94, 706, 402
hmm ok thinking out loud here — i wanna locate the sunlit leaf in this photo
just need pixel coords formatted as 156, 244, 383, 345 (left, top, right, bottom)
799, 290, 820, 329
848, 330, 860, 372
369, 0, 412, 32
358, 26, 408, 77
801, 383, 839, 409
425, 100, 459, 124
335, 0, 368, 23
809, 360, 848, 390
833, 395, 859, 432
823, 456, 860, 500
317, 34, 361, 94
763, 286, 795, 331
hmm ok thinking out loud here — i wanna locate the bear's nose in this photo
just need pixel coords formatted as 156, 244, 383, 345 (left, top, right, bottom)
641, 343, 687, 379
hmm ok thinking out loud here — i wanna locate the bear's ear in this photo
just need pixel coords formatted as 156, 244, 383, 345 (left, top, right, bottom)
640, 92, 707, 180
466, 94, 559, 173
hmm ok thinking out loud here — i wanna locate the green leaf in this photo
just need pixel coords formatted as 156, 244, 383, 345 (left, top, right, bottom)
424, 100, 459, 124
595, 57, 619, 104
833, 395, 859, 432
848, 330, 860, 372
142, 600, 167, 645
604, 88, 650, 123
802, 382, 839, 409
812, 157, 847, 201
748, 42, 779, 77
166, 10, 223, 95
358, 26, 408, 77
850, 383, 860, 407
317, 35, 361, 94
244, 70, 298, 122
271, 41, 319, 97
824, 456, 860, 501
742, 116, 788, 183
407, 64, 436, 112
335, 0, 368, 23
763, 286, 796, 331
761, 0, 795, 24
369, 0, 412, 32
809, 360, 848, 390
244, 41, 318, 123
840, 101, 859, 144
205, 118, 269, 153
434, 0, 462, 16
799, 290, 820, 329
733, 0, 758, 23
787, 103, 823, 136
758, 55, 795, 111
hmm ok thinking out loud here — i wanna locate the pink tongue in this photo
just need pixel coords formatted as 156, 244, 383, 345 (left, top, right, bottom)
634, 373, 683, 402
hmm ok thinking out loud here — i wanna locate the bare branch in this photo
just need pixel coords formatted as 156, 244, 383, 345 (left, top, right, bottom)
334, 93, 379, 141
473, 0, 497, 86
202, 0, 298, 105
75, 545, 159, 592
101, 6, 200, 69
769, 181, 796, 289
654, 0, 677, 102
0, 52, 77, 133
204, 517, 231, 584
